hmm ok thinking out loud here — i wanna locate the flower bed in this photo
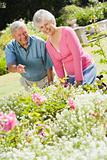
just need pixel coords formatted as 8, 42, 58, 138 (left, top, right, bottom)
0, 84, 107, 159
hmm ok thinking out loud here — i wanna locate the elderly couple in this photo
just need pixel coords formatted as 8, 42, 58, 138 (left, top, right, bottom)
5, 9, 96, 90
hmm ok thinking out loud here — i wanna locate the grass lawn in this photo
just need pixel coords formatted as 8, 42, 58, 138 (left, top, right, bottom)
0, 73, 23, 98
0, 37, 107, 98
84, 36, 107, 80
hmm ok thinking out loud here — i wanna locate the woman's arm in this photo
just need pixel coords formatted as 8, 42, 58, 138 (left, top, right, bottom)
66, 27, 84, 82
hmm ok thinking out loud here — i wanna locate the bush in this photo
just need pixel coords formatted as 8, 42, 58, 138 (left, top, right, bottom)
57, 5, 81, 26
57, 2, 106, 26
103, 2, 107, 19
0, 56, 7, 75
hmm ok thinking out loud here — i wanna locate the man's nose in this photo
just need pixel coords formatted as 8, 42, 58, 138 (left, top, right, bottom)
20, 34, 26, 39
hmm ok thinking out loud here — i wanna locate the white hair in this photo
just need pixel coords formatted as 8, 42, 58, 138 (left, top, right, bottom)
10, 20, 27, 34
33, 9, 56, 28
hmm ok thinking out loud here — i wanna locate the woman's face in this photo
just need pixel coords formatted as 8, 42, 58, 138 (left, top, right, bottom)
38, 20, 56, 36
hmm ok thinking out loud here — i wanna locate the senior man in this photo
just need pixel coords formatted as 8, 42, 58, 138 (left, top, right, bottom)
5, 20, 53, 90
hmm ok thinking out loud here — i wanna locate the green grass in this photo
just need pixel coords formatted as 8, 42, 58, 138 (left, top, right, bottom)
0, 37, 107, 98
0, 73, 23, 98
84, 36, 107, 80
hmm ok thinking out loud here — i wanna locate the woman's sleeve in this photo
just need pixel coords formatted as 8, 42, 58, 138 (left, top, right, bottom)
46, 43, 65, 78
66, 27, 83, 81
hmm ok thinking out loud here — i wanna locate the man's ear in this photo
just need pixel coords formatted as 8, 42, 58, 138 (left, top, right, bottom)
12, 33, 15, 39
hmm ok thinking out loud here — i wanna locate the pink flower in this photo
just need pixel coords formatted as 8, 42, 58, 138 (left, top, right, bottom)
68, 98, 76, 110
0, 111, 17, 132
32, 93, 47, 105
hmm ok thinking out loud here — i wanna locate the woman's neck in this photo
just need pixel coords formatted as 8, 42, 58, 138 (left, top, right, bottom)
49, 27, 60, 41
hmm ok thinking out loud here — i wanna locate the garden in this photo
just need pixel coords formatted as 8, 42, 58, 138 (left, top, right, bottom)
0, 1, 107, 160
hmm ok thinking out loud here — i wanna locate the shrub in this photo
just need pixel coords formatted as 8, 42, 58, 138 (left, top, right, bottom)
103, 2, 107, 19
57, 3, 106, 26
0, 56, 7, 75
57, 5, 81, 26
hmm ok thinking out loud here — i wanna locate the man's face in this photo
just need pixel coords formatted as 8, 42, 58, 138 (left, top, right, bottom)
13, 26, 28, 47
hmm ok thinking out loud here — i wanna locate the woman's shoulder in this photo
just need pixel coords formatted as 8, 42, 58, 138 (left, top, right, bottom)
61, 26, 77, 40
61, 26, 74, 33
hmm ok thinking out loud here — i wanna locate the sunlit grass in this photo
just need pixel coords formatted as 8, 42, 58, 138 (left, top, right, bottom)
0, 73, 23, 98
84, 36, 107, 80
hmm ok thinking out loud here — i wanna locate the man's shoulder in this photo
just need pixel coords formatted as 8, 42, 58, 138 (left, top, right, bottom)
5, 39, 16, 49
30, 35, 45, 43
6, 39, 16, 47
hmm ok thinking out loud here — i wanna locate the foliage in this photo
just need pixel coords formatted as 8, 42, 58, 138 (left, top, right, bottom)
0, 56, 7, 75
0, 27, 12, 51
87, 23, 107, 76
57, 2, 106, 26
0, 0, 72, 30
103, 2, 107, 19
57, 5, 81, 26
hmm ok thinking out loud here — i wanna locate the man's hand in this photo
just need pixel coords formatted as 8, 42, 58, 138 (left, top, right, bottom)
7, 64, 26, 73
16, 64, 26, 73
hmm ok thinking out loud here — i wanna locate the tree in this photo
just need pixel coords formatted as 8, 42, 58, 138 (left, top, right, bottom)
0, 0, 72, 30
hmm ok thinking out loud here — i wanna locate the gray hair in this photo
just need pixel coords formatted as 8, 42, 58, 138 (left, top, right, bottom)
33, 9, 56, 28
10, 21, 27, 34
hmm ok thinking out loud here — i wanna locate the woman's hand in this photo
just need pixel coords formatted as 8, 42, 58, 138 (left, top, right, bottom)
76, 80, 83, 87
59, 77, 69, 87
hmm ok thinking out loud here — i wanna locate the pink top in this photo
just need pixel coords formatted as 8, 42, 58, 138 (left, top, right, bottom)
46, 27, 92, 81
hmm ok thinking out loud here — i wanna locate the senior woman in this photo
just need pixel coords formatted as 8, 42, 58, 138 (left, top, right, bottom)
33, 9, 96, 86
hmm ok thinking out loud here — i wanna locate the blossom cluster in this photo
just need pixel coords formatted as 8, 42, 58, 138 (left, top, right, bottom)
0, 111, 17, 132
68, 98, 76, 110
32, 93, 47, 105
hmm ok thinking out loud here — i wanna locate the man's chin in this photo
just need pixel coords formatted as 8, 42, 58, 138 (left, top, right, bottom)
20, 41, 28, 45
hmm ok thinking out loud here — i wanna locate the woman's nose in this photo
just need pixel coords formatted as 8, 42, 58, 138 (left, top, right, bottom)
42, 27, 47, 33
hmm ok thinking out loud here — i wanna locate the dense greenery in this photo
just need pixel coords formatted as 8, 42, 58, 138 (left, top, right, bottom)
0, 0, 70, 30
57, 2, 107, 26
0, 0, 107, 30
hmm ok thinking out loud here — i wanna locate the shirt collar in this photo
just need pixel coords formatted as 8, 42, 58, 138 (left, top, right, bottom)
15, 36, 31, 48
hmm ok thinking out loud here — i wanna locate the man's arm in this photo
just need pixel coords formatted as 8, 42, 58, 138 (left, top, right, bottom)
5, 42, 25, 74
7, 64, 25, 73
47, 67, 54, 85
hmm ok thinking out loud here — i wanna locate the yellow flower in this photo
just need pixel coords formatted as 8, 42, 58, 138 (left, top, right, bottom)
59, 77, 66, 83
